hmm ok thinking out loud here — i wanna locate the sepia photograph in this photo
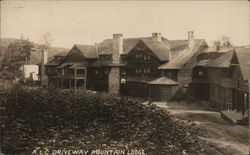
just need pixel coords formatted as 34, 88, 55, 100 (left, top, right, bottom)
0, 1, 249, 155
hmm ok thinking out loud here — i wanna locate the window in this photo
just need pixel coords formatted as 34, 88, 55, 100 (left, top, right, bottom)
198, 71, 203, 76
121, 70, 126, 76
135, 69, 138, 74
121, 78, 126, 84
168, 72, 172, 77
104, 70, 109, 75
95, 70, 98, 74
139, 53, 142, 58
147, 68, 150, 73
139, 69, 141, 74
161, 71, 164, 76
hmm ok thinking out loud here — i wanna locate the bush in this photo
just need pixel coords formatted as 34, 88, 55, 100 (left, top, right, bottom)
1, 85, 205, 154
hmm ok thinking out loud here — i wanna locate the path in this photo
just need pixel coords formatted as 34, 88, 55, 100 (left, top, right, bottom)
153, 100, 249, 155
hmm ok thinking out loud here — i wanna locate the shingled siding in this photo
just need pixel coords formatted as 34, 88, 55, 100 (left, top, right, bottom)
149, 85, 179, 101
87, 67, 108, 91
207, 68, 233, 110
126, 82, 148, 98
231, 65, 249, 114
108, 67, 120, 95
126, 41, 163, 98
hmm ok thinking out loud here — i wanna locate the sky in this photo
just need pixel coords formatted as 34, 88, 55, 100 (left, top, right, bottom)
1, 1, 249, 48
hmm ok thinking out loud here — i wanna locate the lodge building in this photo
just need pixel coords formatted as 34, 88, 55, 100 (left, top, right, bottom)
40, 31, 208, 101
40, 31, 249, 117
191, 46, 250, 118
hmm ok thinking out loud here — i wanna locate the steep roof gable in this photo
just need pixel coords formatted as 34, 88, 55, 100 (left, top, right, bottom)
97, 38, 144, 55
235, 48, 250, 80
140, 39, 170, 61
148, 77, 178, 85
97, 37, 170, 61
74, 44, 97, 59
158, 40, 207, 69
206, 51, 235, 68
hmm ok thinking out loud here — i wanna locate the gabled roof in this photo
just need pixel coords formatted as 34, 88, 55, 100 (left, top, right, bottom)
57, 62, 86, 69
202, 46, 234, 53
141, 39, 170, 61
235, 48, 250, 80
148, 77, 178, 85
54, 51, 68, 57
168, 40, 187, 51
74, 44, 97, 59
46, 59, 61, 66
126, 76, 156, 83
97, 38, 145, 55
97, 37, 170, 61
158, 40, 206, 69
52, 35, 207, 68
206, 51, 234, 68
196, 59, 210, 67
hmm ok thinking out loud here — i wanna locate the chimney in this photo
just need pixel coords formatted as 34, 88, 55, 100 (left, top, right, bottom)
95, 43, 99, 58
152, 33, 162, 42
41, 49, 48, 64
214, 40, 221, 51
112, 33, 123, 64
40, 49, 48, 87
188, 31, 195, 49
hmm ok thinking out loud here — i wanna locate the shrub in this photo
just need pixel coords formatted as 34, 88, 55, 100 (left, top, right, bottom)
1, 85, 205, 154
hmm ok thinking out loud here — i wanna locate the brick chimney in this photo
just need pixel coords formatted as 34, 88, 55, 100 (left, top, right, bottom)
95, 43, 99, 58
188, 31, 195, 49
41, 49, 48, 87
41, 49, 48, 64
152, 33, 162, 42
214, 40, 221, 51
112, 33, 123, 64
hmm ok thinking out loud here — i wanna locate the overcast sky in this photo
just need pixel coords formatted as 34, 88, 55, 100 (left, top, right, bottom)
1, 1, 249, 48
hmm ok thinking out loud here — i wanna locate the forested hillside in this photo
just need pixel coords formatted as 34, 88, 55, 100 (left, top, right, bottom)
0, 38, 68, 64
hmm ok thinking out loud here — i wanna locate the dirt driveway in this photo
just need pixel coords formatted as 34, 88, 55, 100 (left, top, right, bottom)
153, 100, 249, 155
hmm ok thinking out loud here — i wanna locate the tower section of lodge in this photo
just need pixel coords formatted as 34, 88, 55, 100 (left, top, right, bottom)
39, 31, 250, 119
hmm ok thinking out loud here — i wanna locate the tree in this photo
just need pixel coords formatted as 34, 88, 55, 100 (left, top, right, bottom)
213, 35, 233, 51
221, 35, 232, 47
0, 37, 34, 80
39, 32, 52, 51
